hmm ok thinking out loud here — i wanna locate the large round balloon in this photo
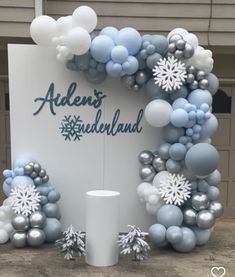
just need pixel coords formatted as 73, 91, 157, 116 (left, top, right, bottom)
90, 35, 115, 63
185, 143, 219, 177
172, 227, 196, 253
72, 6, 97, 32
157, 205, 183, 228
66, 27, 91, 55
144, 99, 173, 127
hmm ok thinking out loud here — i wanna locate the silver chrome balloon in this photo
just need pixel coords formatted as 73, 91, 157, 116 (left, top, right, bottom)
183, 208, 197, 225
189, 80, 198, 90
199, 79, 209, 90
31, 171, 38, 179
175, 39, 186, 50
168, 43, 176, 53
152, 156, 166, 172
11, 231, 27, 248
169, 34, 183, 43
42, 175, 49, 183
174, 50, 183, 59
34, 177, 42, 186
196, 70, 206, 81
133, 84, 140, 91
183, 44, 194, 58
33, 163, 41, 173
139, 165, 156, 182
138, 150, 154, 165
135, 71, 148, 85
24, 164, 33, 175
208, 201, 223, 218
39, 169, 47, 178
12, 214, 29, 231
196, 210, 215, 229
27, 228, 45, 247
30, 211, 46, 228
191, 192, 209, 211
186, 74, 195, 84
187, 65, 197, 75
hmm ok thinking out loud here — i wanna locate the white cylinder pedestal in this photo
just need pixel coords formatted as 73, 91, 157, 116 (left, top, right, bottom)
85, 190, 120, 267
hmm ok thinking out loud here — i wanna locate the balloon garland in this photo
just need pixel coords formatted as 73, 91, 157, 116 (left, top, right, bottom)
30, 6, 222, 253
2, 157, 62, 247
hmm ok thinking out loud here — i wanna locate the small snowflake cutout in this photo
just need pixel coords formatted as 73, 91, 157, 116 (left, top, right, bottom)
152, 56, 187, 92
9, 184, 40, 216
158, 173, 191, 206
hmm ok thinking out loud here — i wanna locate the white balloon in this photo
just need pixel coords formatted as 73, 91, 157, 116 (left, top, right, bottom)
66, 27, 91, 55
30, 15, 57, 46
137, 182, 151, 199
146, 200, 164, 216
57, 16, 72, 35
0, 229, 9, 244
56, 53, 66, 62
72, 6, 97, 33
153, 171, 169, 188
3, 223, 13, 234
148, 194, 161, 205
167, 28, 188, 40
184, 33, 199, 49
144, 99, 173, 127
59, 46, 71, 57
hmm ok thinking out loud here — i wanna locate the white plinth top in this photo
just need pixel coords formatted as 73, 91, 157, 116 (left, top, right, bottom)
86, 190, 120, 197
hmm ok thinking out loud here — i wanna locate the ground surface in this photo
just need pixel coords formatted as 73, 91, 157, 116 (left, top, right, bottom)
0, 219, 234, 277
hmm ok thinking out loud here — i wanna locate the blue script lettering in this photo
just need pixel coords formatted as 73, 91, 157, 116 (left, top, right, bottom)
33, 82, 107, 115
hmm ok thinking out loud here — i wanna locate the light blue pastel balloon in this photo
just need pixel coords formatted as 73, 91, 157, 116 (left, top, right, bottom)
207, 73, 219, 95
37, 183, 52, 196
115, 28, 142, 55
207, 186, 220, 201
40, 195, 48, 205
3, 181, 11, 196
14, 167, 24, 176
142, 34, 152, 42
170, 86, 188, 101
43, 218, 61, 242
151, 35, 168, 55
157, 205, 183, 228
48, 190, 61, 203
197, 180, 209, 193
166, 158, 182, 173
148, 224, 166, 244
146, 53, 162, 69
188, 89, 212, 108
166, 226, 183, 244
163, 124, 184, 144
5, 177, 13, 185
122, 56, 139, 75
172, 98, 188, 110
100, 26, 119, 41
172, 227, 196, 252
11, 176, 34, 189
145, 78, 168, 100
191, 226, 211, 246
205, 170, 221, 186
90, 35, 115, 63
159, 143, 171, 160
185, 143, 219, 177
111, 45, 128, 64
200, 114, 218, 140
106, 60, 122, 77
3, 169, 12, 178
170, 109, 189, 127
169, 143, 187, 161
42, 203, 59, 218
13, 156, 34, 169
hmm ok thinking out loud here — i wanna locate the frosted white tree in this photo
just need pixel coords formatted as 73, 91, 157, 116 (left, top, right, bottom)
55, 225, 85, 260
158, 173, 191, 206
152, 56, 187, 91
118, 225, 150, 261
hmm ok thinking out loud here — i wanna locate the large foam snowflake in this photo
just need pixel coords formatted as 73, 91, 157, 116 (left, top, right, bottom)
9, 184, 40, 216
59, 115, 83, 141
152, 56, 187, 92
158, 173, 191, 206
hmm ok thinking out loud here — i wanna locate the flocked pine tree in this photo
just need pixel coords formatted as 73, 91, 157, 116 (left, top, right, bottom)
118, 225, 150, 261
55, 225, 85, 260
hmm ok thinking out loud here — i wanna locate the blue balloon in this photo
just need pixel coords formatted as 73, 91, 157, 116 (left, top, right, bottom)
11, 176, 34, 189
170, 86, 188, 101
207, 186, 220, 201
148, 224, 166, 244
170, 109, 189, 127
207, 73, 219, 95
111, 45, 128, 64
74, 53, 90, 71
135, 52, 147, 70
185, 143, 219, 177
205, 170, 221, 186
40, 195, 48, 205
14, 167, 24, 176
188, 89, 212, 108
157, 205, 183, 228
100, 26, 119, 41
106, 60, 122, 77
172, 98, 188, 110
191, 226, 211, 246
145, 78, 168, 100
3, 169, 12, 178
13, 156, 34, 169
115, 27, 142, 55
169, 143, 187, 161
200, 114, 218, 140
172, 227, 196, 252
122, 56, 139, 75
84, 69, 107, 84
3, 181, 11, 196
166, 158, 182, 173
151, 35, 168, 56
90, 35, 115, 63
166, 226, 183, 244
146, 53, 162, 69
37, 183, 52, 196
163, 124, 184, 144
197, 180, 209, 193
159, 143, 171, 160
48, 190, 61, 203
43, 218, 61, 242
43, 203, 59, 218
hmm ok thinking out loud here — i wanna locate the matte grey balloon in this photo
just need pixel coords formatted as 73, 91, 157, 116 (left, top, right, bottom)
191, 193, 209, 211
172, 227, 196, 253
209, 201, 223, 218
139, 165, 156, 182
191, 226, 211, 246
24, 164, 33, 175
183, 208, 197, 225
11, 231, 27, 248
43, 203, 60, 218
33, 163, 41, 173
43, 218, 62, 242
12, 214, 29, 231
138, 150, 154, 165
163, 124, 184, 144
48, 190, 61, 203
27, 228, 45, 247
30, 211, 46, 228
34, 177, 42, 186
196, 210, 215, 229
152, 156, 166, 172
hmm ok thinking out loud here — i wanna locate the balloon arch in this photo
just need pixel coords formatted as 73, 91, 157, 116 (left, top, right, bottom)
29, 6, 223, 253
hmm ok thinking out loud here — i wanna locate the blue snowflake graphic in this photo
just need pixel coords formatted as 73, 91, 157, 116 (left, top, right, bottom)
59, 115, 83, 141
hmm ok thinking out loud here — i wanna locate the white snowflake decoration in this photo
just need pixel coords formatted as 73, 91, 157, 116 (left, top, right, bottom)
152, 56, 187, 92
158, 173, 191, 206
9, 184, 40, 216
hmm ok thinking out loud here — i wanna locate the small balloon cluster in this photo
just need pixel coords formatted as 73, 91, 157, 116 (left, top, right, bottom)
1, 157, 62, 248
